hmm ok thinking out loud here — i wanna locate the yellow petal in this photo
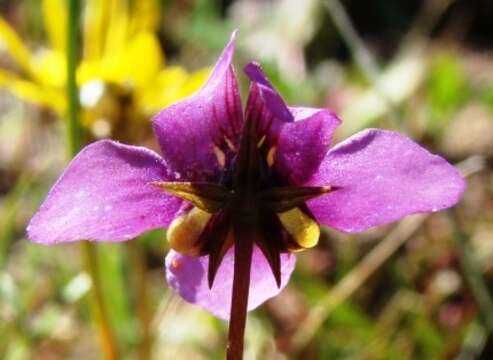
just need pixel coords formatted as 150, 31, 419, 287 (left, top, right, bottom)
129, 0, 160, 33
32, 50, 66, 88
138, 66, 210, 113
278, 208, 320, 250
167, 207, 212, 256
42, 0, 67, 53
83, 0, 110, 61
0, 17, 33, 74
105, 31, 162, 88
0, 69, 64, 113
180, 68, 211, 95
77, 60, 104, 84
102, 0, 130, 60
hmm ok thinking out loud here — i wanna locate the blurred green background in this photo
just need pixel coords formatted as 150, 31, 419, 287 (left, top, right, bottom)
1, 0, 493, 358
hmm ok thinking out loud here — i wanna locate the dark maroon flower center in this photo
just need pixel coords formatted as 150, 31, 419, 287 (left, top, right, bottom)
156, 107, 335, 287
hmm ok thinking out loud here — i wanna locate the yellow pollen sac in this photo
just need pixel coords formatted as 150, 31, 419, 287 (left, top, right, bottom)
167, 207, 212, 256
278, 208, 320, 250
213, 145, 226, 168
267, 146, 277, 167
257, 135, 266, 148
224, 136, 236, 151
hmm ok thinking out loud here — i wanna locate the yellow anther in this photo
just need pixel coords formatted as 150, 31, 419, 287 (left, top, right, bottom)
267, 146, 277, 167
167, 207, 212, 256
213, 145, 226, 168
224, 136, 236, 151
278, 208, 320, 250
257, 135, 266, 148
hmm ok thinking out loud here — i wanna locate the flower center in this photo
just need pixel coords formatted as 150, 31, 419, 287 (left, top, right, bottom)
154, 114, 335, 287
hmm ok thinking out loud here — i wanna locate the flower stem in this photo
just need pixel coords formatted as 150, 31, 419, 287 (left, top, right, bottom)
227, 218, 254, 360
66, 1, 118, 359
66, 0, 82, 155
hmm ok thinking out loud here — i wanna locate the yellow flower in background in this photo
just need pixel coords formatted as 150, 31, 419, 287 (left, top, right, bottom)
0, 0, 209, 139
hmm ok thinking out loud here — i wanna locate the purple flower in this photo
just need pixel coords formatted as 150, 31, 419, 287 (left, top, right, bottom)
27, 32, 465, 355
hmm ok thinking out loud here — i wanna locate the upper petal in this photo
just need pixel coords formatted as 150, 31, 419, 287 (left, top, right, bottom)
306, 129, 466, 232
243, 63, 293, 155
165, 245, 296, 320
275, 107, 341, 184
244, 63, 342, 184
152, 32, 243, 182
244, 62, 293, 125
28, 140, 181, 244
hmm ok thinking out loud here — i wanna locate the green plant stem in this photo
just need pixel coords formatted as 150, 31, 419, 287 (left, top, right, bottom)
450, 212, 493, 333
0, 172, 33, 267
66, 1, 118, 359
66, 0, 82, 156
127, 241, 152, 360
81, 243, 119, 360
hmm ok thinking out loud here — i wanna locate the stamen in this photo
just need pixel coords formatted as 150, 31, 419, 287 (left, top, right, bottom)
257, 135, 266, 148
266, 146, 276, 167
213, 145, 226, 167
167, 207, 212, 256
278, 208, 320, 249
224, 136, 236, 151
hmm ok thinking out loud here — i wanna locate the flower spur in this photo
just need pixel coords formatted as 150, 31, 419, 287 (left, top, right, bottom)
27, 32, 465, 359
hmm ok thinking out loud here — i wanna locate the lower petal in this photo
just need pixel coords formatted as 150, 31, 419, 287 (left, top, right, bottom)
165, 246, 296, 319
307, 129, 466, 232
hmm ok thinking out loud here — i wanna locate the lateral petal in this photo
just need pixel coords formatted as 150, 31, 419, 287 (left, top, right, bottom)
28, 140, 181, 244
306, 129, 465, 232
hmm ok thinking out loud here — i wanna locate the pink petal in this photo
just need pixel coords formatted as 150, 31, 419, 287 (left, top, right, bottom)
276, 107, 341, 183
244, 62, 293, 124
244, 63, 342, 183
152, 32, 243, 182
28, 140, 181, 244
165, 246, 296, 319
306, 129, 466, 232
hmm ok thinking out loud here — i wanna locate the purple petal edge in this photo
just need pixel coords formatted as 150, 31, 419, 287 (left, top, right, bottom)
307, 129, 466, 232
165, 246, 296, 320
244, 62, 293, 124
28, 140, 181, 244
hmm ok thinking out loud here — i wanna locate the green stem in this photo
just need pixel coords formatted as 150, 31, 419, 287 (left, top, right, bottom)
66, 0, 82, 156
66, 1, 118, 359
450, 211, 493, 333
81, 242, 119, 360
127, 241, 152, 360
